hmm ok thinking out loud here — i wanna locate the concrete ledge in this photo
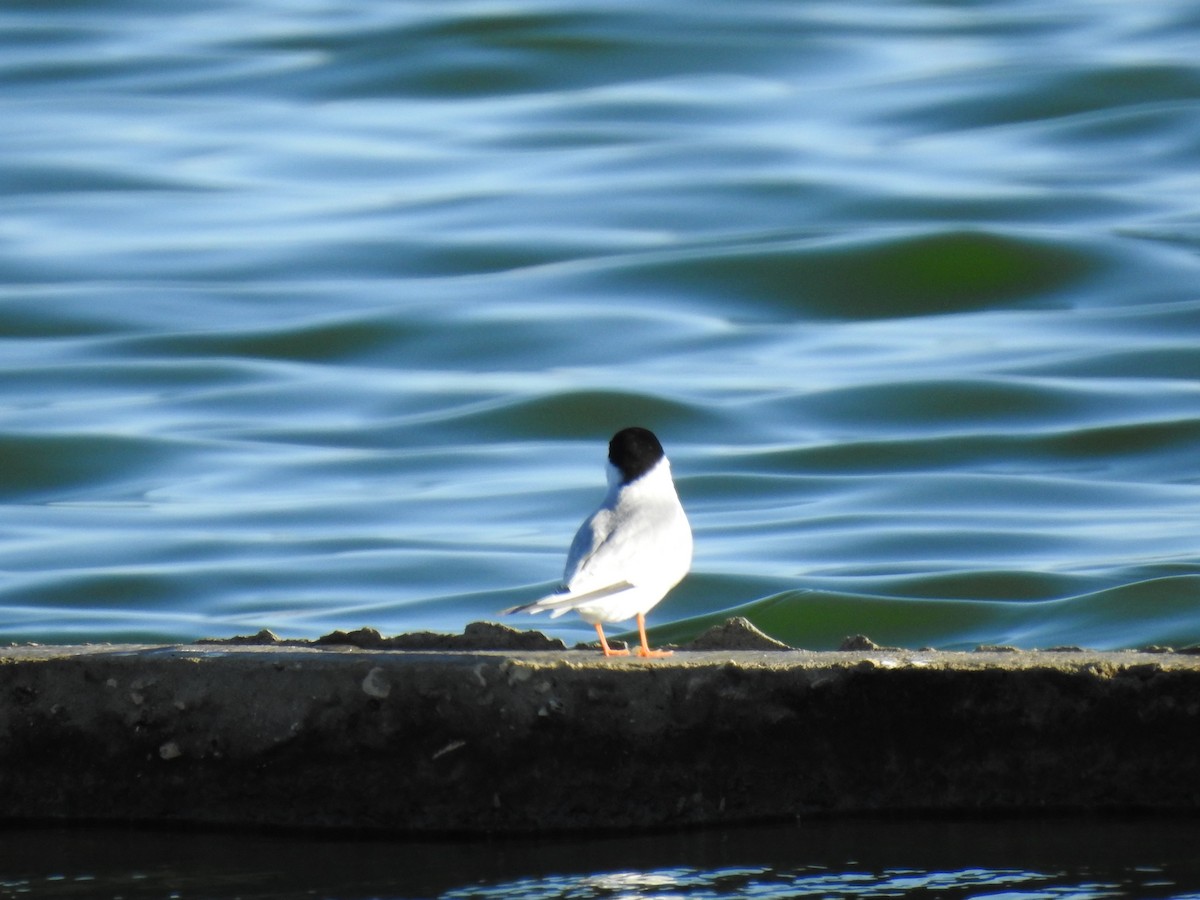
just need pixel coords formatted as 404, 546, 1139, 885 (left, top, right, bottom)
3, 624, 1200, 834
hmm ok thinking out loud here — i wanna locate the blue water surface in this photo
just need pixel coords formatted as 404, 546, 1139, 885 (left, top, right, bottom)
4, 817, 1200, 900
1, 0, 1199, 650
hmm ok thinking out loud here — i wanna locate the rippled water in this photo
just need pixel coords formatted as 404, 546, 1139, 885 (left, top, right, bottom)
2, 0, 1199, 652
4, 818, 1200, 900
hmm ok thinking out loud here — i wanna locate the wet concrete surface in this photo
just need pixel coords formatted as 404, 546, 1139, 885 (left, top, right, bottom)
3, 620, 1199, 834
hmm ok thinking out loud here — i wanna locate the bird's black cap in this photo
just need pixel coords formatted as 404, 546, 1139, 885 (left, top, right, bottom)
608, 427, 666, 484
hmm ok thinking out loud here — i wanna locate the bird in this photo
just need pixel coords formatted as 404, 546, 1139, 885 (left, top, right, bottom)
505, 427, 692, 658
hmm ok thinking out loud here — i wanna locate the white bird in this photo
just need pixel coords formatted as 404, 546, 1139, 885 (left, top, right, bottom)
506, 427, 692, 658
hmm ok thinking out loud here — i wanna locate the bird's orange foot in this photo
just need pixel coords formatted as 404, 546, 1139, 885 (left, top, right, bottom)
632, 613, 671, 659
593, 624, 629, 656
636, 646, 673, 659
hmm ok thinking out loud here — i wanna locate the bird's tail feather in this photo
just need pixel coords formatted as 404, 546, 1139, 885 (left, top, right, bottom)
502, 580, 634, 617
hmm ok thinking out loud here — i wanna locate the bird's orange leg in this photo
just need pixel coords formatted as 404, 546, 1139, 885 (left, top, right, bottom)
635, 612, 673, 658
595, 623, 630, 657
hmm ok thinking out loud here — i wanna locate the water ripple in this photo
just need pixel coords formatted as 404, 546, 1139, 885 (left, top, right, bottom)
1, 0, 1199, 649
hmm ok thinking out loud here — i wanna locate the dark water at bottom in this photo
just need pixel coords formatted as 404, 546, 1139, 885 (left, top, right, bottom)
3, 816, 1200, 900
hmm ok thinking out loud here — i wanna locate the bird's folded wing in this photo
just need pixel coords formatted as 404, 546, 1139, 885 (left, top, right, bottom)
567, 512, 666, 591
